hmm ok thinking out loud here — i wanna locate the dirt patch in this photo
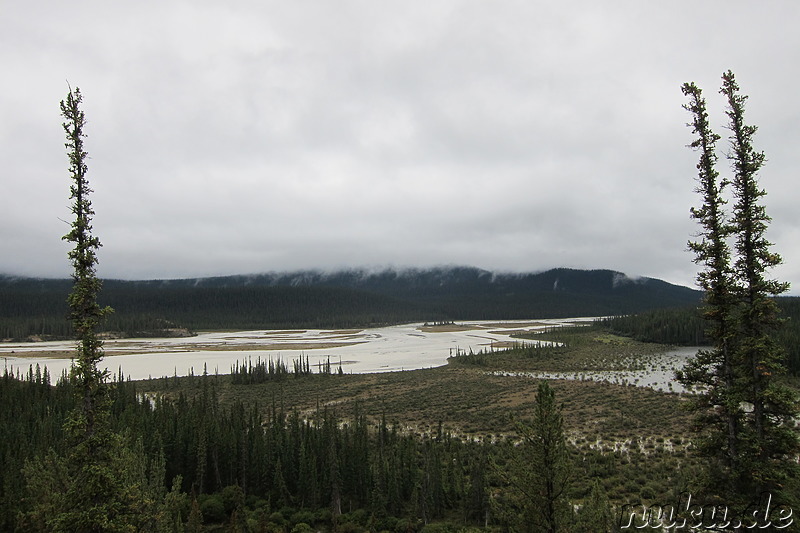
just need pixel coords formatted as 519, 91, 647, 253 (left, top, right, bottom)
167, 341, 367, 352
481, 321, 550, 329
417, 324, 484, 333
1, 340, 367, 359
1, 349, 76, 359
482, 341, 518, 349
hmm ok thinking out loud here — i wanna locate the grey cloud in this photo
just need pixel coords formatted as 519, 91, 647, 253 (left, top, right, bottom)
1, 1, 798, 293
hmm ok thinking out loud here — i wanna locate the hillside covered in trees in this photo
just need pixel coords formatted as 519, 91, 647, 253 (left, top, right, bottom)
0, 266, 700, 340
600, 296, 800, 375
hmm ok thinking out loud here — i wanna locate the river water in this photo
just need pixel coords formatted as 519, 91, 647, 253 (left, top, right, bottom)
1, 318, 591, 381
1, 318, 696, 392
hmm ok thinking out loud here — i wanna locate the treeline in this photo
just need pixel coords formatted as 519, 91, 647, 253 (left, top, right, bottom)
2, 367, 640, 531
599, 307, 708, 346
229, 355, 343, 384
447, 341, 566, 367
0, 268, 702, 341
0, 283, 435, 341
0, 367, 482, 530
600, 296, 800, 374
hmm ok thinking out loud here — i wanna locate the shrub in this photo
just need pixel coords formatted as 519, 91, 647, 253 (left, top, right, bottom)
198, 494, 226, 524
394, 518, 420, 532
374, 516, 398, 531
269, 511, 287, 526
290, 510, 315, 527
221, 484, 245, 515
344, 508, 369, 526
314, 507, 333, 524
420, 523, 459, 532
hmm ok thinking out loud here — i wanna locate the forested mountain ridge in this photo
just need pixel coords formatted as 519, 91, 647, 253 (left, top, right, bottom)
0, 266, 701, 339
127, 265, 691, 295
94, 266, 700, 312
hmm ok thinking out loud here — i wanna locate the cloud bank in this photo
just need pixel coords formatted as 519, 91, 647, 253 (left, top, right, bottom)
2, 2, 799, 291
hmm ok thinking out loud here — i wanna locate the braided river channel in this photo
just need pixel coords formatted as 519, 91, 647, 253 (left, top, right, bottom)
2, 318, 696, 392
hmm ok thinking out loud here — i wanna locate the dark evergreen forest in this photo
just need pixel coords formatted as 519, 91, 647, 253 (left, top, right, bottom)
0, 267, 701, 341
600, 296, 800, 374
2, 366, 628, 531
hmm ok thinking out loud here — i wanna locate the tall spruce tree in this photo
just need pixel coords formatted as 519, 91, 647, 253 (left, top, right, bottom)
22, 87, 159, 533
720, 70, 798, 499
677, 81, 744, 496
61, 86, 113, 444
528, 381, 573, 533
576, 479, 616, 533
679, 72, 799, 506
496, 381, 573, 532
57, 85, 130, 532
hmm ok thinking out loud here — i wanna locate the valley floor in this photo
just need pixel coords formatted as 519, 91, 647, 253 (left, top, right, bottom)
141, 326, 700, 506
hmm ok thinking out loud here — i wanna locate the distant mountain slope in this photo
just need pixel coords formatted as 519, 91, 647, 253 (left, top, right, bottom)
153, 266, 701, 318
137, 266, 699, 305
0, 267, 701, 339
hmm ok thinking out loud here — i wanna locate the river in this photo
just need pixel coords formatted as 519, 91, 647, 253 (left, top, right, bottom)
2, 318, 593, 381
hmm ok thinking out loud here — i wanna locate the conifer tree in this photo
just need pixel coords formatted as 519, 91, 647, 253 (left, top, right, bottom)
23, 86, 154, 533
497, 381, 573, 532
57, 85, 132, 533
61, 86, 113, 442
677, 81, 744, 495
576, 479, 615, 533
720, 70, 798, 498
680, 72, 799, 505
186, 496, 203, 533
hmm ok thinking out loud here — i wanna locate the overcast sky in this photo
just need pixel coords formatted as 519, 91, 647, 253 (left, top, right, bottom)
2, 1, 799, 291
